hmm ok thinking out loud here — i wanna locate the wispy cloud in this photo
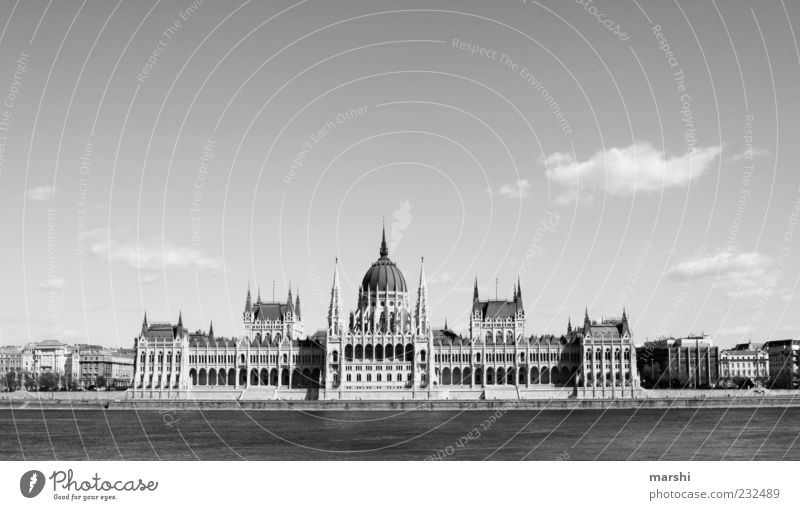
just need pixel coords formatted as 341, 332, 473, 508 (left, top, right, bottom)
544, 142, 721, 202
726, 148, 770, 163
428, 272, 455, 284
26, 185, 56, 201
89, 239, 226, 274
492, 179, 531, 199
666, 250, 774, 298
37, 277, 66, 291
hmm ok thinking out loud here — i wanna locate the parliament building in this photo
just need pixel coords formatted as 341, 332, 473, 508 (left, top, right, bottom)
130, 228, 640, 400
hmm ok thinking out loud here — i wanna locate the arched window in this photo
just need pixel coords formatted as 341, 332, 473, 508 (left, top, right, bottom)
355, 344, 364, 360
377, 373, 382, 382
346, 374, 351, 382
420, 350, 427, 362
506, 331, 514, 344
485, 331, 493, 344
344, 345, 353, 361
356, 374, 362, 382
387, 373, 392, 381
332, 350, 339, 363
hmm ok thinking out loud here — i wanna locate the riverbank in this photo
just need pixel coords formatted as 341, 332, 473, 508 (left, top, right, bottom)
1, 394, 798, 411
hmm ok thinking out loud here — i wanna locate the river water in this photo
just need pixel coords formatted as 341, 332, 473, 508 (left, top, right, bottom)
1, 407, 798, 460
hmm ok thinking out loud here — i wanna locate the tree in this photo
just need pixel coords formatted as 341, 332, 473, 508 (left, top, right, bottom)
39, 372, 59, 391
23, 372, 37, 390
4, 371, 17, 391
95, 375, 107, 389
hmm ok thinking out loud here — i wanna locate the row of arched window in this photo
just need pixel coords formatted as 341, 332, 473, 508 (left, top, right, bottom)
139, 350, 181, 367
341, 344, 422, 362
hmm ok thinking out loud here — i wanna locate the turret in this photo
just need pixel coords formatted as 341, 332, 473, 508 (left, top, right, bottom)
415, 257, 430, 335
208, 321, 215, 341
245, 283, 252, 313
328, 258, 344, 335
141, 311, 148, 337
295, 286, 301, 320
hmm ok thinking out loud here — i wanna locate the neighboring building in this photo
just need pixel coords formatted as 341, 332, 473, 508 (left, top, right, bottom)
22, 339, 72, 373
0, 346, 24, 389
762, 339, 800, 389
76, 348, 135, 389
130, 227, 642, 399
636, 335, 719, 389
719, 341, 768, 387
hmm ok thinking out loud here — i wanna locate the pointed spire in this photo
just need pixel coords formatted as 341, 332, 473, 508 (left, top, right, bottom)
473, 277, 479, 302
208, 321, 214, 340
444, 316, 449, 330
567, 316, 572, 334
257, 285, 261, 303
178, 310, 183, 326
380, 222, 389, 257
622, 306, 627, 320
295, 286, 301, 320
287, 282, 293, 309
245, 282, 252, 312
141, 311, 149, 336
419, 256, 427, 287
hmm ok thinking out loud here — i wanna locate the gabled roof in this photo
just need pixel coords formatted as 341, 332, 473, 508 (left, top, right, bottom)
252, 302, 291, 322
472, 300, 521, 319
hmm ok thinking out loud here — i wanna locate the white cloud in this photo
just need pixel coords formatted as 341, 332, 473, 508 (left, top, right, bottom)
37, 277, 66, 291
666, 250, 774, 298
495, 179, 531, 199
716, 325, 752, 337
428, 272, 455, 284
26, 185, 56, 201
544, 142, 721, 202
90, 239, 226, 274
726, 148, 769, 163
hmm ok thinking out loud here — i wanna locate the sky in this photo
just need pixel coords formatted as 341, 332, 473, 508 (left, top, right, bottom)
0, 0, 799, 349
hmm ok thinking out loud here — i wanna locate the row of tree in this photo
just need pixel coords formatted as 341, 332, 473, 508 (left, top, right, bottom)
1, 371, 107, 391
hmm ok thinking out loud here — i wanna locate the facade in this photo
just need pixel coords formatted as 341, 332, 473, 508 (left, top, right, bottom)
130, 228, 642, 400
636, 336, 719, 389
0, 346, 24, 389
762, 339, 800, 389
718, 341, 768, 387
22, 339, 73, 374
76, 348, 135, 389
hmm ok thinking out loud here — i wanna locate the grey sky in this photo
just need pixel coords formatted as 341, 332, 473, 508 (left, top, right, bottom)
0, 0, 798, 348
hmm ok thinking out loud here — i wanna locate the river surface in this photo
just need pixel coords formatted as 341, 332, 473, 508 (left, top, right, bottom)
1, 407, 799, 460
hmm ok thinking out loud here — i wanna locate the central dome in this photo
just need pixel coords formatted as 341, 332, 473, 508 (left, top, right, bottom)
361, 228, 407, 293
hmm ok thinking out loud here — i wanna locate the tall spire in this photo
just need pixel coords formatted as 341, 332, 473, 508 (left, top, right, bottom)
380, 222, 389, 257
328, 257, 343, 335
178, 310, 183, 327
141, 311, 148, 336
473, 277, 479, 303
567, 316, 572, 334
245, 282, 252, 312
415, 256, 430, 335
516, 276, 523, 309
287, 282, 293, 310
208, 321, 214, 340
257, 285, 261, 303
295, 286, 301, 320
